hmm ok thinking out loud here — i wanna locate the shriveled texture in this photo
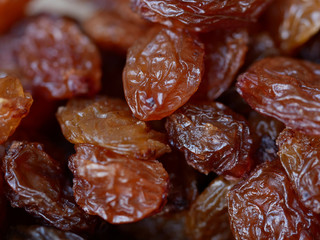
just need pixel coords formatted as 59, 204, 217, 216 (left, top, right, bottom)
0, 73, 32, 144
186, 177, 235, 240
277, 128, 320, 214
237, 57, 320, 136
228, 160, 320, 240
265, 0, 320, 53
131, 0, 274, 32
69, 144, 169, 224
2, 141, 96, 232
165, 102, 253, 178
56, 96, 170, 160
123, 26, 204, 121
17, 16, 101, 100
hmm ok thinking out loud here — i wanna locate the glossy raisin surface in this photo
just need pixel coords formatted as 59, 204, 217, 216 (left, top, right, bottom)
277, 128, 320, 214
165, 102, 253, 178
132, 0, 273, 32
2, 141, 95, 231
56, 96, 170, 160
17, 16, 101, 100
186, 177, 235, 240
123, 26, 204, 121
228, 160, 320, 239
0, 73, 32, 144
69, 144, 169, 224
237, 57, 320, 136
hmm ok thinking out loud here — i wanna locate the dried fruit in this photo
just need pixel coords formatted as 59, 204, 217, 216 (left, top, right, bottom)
277, 128, 320, 214
165, 102, 253, 178
0, 73, 32, 144
123, 26, 204, 121
228, 160, 320, 239
132, 0, 274, 32
56, 96, 170, 160
2, 141, 95, 231
237, 57, 320, 136
17, 16, 101, 100
186, 176, 235, 240
69, 144, 169, 224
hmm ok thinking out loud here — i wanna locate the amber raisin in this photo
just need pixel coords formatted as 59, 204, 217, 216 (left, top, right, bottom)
237, 57, 320, 136
17, 16, 101, 100
165, 102, 253, 178
69, 144, 169, 224
56, 96, 170, 160
228, 160, 320, 239
123, 26, 204, 121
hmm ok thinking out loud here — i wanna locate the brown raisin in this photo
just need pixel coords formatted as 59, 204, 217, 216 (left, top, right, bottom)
123, 26, 204, 121
69, 144, 169, 224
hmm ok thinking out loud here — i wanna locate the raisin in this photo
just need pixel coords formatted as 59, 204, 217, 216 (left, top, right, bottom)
265, 0, 320, 53
0, 73, 32, 144
277, 128, 320, 214
17, 16, 101, 100
132, 0, 274, 32
2, 141, 96, 231
56, 96, 170, 160
6, 225, 85, 240
69, 144, 169, 224
123, 26, 204, 121
186, 176, 235, 240
237, 57, 320, 136
228, 160, 320, 239
165, 102, 253, 178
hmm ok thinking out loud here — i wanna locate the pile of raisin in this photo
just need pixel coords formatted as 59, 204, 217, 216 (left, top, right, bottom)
1, 0, 320, 239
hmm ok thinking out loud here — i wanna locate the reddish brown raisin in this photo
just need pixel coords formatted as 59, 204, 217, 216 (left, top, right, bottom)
186, 176, 235, 240
69, 144, 169, 224
2, 141, 96, 231
277, 128, 320, 214
132, 0, 274, 32
123, 26, 204, 121
56, 96, 170, 160
228, 160, 320, 239
237, 57, 320, 136
0, 73, 32, 144
165, 102, 253, 178
17, 16, 101, 100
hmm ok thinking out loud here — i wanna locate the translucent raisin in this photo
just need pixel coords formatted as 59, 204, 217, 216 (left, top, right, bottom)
165, 102, 253, 178
123, 26, 204, 121
131, 0, 274, 32
277, 128, 320, 214
69, 144, 169, 224
2, 141, 96, 231
186, 176, 235, 240
17, 16, 101, 100
0, 73, 32, 144
228, 160, 320, 239
237, 57, 320, 136
56, 96, 170, 160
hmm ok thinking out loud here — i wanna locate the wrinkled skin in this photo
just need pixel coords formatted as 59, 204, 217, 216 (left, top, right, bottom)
186, 177, 235, 240
131, 0, 274, 32
228, 160, 320, 240
237, 57, 320, 136
69, 144, 169, 224
0, 73, 32, 144
277, 128, 320, 214
56, 96, 170, 160
123, 26, 204, 121
2, 141, 96, 231
17, 16, 101, 100
265, 0, 320, 53
165, 102, 253, 178
194, 29, 248, 100
6, 225, 84, 240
